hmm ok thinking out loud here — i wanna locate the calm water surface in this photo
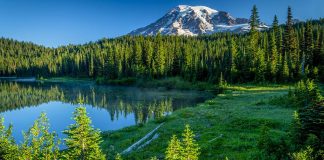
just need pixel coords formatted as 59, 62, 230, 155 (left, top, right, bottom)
0, 79, 213, 143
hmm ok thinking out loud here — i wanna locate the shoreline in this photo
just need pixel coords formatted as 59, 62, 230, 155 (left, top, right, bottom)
100, 84, 295, 159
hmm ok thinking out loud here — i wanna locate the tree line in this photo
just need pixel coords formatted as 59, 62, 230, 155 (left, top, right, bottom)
0, 6, 323, 83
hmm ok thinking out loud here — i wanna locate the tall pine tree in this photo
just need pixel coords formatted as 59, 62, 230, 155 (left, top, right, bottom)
268, 31, 278, 81
63, 100, 106, 160
249, 5, 260, 32
248, 5, 261, 81
284, 6, 298, 79
272, 15, 282, 54
303, 21, 314, 69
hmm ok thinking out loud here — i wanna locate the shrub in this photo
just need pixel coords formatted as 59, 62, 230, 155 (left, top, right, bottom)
298, 100, 324, 148
290, 146, 314, 160
290, 79, 322, 107
257, 126, 289, 159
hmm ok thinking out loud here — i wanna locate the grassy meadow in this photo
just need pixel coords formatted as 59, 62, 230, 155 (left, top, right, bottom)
101, 84, 298, 159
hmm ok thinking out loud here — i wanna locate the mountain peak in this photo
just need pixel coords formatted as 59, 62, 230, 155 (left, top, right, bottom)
175, 5, 218, 14
129, 5, 267, 36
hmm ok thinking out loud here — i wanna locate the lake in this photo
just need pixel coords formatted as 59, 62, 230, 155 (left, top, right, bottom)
0, 79, 213, 144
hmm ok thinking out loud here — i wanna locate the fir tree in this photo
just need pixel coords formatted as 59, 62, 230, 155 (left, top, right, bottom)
290, 111, 302, 150
298, 100, 324, 149
154, 33, 166, 77
151, 156, 158, 160
143, 41, 154, 76
165, 125, 200, 160
165, 135, 183, 160
229, 37, 238, 82
269, 31, 278, 81
20, 113, 60, 160
89, 53, 95, 77
219, 72, 227, 88
249, 5, 260, 32
0, 117, 19, 160
284, 6, 298, 78
304, 21, 314, 67
272, 15, 283, 56
115, 153, 123, 160
290, 146, 314, 160
63, 101, 106, 160
282, 54, 290, 81
255, 49, 266, 82
181, 125, 200, 160
248, 5, 261, 81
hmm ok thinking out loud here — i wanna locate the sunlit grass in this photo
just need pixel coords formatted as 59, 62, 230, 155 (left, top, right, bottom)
101, 85, 302, 159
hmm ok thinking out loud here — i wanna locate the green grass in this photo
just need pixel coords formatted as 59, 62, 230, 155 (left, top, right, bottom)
101, 84, 295, 160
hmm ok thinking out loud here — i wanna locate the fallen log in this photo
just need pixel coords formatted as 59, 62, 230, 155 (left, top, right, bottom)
121, 123, 164, 154
208, 134, 223, 143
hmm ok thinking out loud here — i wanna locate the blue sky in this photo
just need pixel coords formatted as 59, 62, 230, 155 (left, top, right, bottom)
0, 0, 323, 47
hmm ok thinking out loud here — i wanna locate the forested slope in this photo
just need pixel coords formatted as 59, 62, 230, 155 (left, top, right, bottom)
0, 17, 323, 83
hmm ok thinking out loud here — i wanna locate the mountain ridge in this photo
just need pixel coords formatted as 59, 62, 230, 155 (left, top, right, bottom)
129, 5, 269, 36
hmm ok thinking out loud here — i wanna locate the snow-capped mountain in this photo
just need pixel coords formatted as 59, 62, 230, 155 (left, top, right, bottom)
129, 5, 269, 36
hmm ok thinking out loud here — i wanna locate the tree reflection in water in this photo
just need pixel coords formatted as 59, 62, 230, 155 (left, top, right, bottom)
0, 81, 211, 124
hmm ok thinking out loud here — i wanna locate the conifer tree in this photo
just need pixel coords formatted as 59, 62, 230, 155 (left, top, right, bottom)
248, 5, 261, 81
304, 21, 314, 67
181, 124, 200, 160
255, 49, 266, 82
89, 53, 94, 77
272, 15, 280, 47
20, 113, 60, 160
272, 15, 283, 56
165, 125, 200, 160
151, 156, 158, 160
63, 101, 106, 160
219, 72, 226, 87
230, 37, 237, 62
249, 5, 260, 32
290, 146, 314, 160
143, 41, 154, 76
290, 111, 302, 150
115, 153, 123, 160
282, 54, 290, 81
298, 100, 324, 149
0, 118, 19, 160
284, 6, 298, 78
133, 41, 143, 76
269, 31, 278, 81
154, 33, 166, 77
165, 135, 183, 160
229, 37, 238, 82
